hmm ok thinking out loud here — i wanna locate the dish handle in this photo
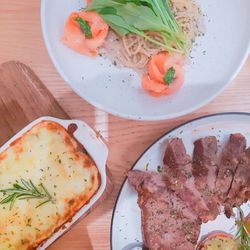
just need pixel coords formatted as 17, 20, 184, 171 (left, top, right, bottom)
38, 116, 109, 176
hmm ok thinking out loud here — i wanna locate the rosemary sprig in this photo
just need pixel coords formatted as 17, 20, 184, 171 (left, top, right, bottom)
0, 179, 56, 210
235, 207, 250, 250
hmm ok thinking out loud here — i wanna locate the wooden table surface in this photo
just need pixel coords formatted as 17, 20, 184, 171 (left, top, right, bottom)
0, 1, 249, 249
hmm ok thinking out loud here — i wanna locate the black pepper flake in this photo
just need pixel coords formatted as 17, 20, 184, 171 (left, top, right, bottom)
157, 165, 162, 173
26, 218, 32, 227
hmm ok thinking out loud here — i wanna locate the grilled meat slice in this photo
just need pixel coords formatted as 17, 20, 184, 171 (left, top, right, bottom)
128, 170, 201, 250
163, 138, 211, 222
192, 136, 220, 220
226, 147, 250, 208
193, 136, 218, 191
216, 133, 246, 202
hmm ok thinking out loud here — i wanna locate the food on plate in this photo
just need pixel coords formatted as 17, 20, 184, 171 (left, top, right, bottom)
163, 137, 220, 222
197, 232, 239, 250
224, 145, 250, 217
62, 0, 203, 97
192, 137, 220, 219
235, 208, 250, 249
216, 134, 246, 203
128, 133, 250, 249
142, 52, 185, 96
0, 120, 100, 249
62, 12, 109, 56
246, 214, 250, 234
128, 170, 201, 250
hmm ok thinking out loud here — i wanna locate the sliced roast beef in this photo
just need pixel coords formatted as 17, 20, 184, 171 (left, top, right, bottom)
128, 134, 250, 249
193, 136, 218, 191
163, 138, 212, 222
192, 136, 221, 220
128, 170, 201, 250
226, 147, 250, 207
216, 133, 246, 202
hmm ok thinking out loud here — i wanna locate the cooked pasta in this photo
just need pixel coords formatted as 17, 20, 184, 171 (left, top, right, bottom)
103, 0, 202, 71
171, 0, 202, 43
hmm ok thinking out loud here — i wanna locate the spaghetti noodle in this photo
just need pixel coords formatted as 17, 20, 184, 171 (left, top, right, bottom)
104, 0, 202, 71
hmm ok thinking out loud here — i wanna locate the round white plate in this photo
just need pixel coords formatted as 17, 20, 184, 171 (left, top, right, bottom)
41, 1, 250, 121
111, 112, 250, 249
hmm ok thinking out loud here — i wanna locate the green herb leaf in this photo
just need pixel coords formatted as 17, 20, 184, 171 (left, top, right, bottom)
157, 165, 162, 173
76, 17, 93, 39
99, 6, 117, 15
235, 208, 250, 249
0, 179, 55, 210
87, 0, 188, 54
164, 67, 175, 85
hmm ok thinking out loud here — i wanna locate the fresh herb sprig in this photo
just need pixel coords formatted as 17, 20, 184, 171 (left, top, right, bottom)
76, 17, 93, 38
87, 0, 188, 54
0, 179, 55, 210
164, 67, 175, 85
235, 208, 250, 250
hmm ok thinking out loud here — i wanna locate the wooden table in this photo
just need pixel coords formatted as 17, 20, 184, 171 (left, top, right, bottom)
0, 1, 249, 249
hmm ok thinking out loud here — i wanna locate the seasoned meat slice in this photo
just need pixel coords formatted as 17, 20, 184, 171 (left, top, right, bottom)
128, 170, 201, 250
192, 136, 220, 220
216, 133, 246, 202
226, 147, 250, 208
193, 136, 218, 191
163, 138, 211, 222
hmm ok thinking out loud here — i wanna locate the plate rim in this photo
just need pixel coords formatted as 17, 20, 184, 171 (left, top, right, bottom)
40, 0, 250, 121
110, 111, 250, 249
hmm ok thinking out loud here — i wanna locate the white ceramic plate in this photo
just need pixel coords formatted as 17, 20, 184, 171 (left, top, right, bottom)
41, 1, 250, 121
0, 116, 108, 249
111, 112, 250, 249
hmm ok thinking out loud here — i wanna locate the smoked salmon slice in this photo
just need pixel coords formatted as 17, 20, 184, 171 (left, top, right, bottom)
142, 52, 185, 97
62, 11, 109, 57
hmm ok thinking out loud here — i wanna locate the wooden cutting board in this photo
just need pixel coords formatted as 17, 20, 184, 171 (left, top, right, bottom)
0, 61, 113, 248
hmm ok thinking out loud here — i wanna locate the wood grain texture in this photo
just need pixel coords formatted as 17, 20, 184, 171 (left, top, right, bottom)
0, 61, 69, 145
0, 61, 113, 249
0, 1, 249, 249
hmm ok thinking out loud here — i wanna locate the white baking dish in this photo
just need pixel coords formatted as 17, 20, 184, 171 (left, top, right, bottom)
0, 116, 108, 249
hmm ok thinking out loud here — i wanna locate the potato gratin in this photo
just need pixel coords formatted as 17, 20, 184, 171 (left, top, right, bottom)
0, 121, 100, 250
